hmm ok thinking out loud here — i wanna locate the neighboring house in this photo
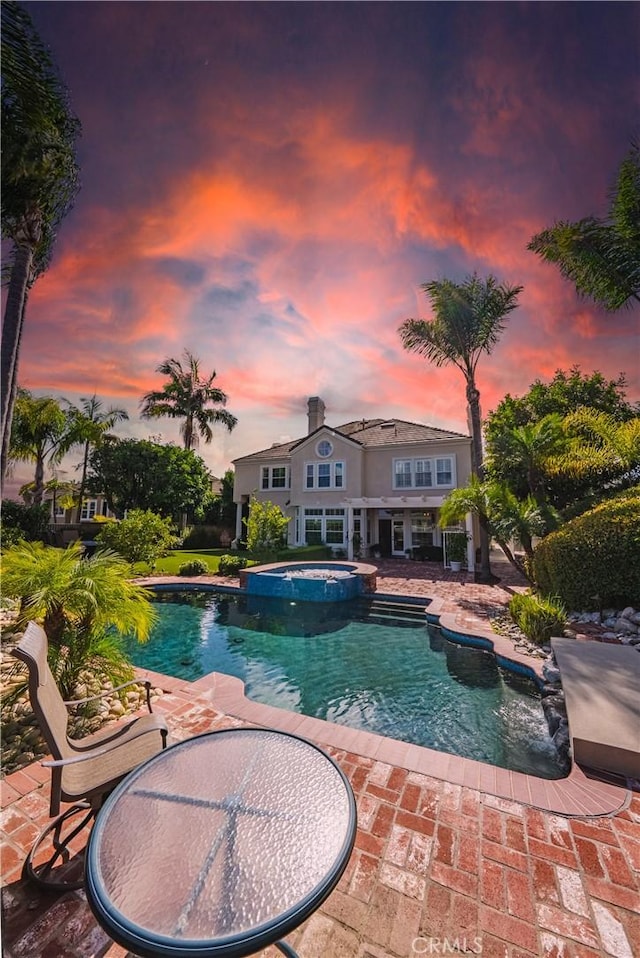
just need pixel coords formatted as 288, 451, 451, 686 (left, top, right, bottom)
233, 397, 475, 567
45, 489, 116, 524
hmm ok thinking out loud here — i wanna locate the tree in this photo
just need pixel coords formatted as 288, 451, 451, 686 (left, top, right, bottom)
439, 477, 550, 584
528, 142, 640, 309
87, 438, 212, 521
549, 409, 640, 490
485, 367, 638, 510
485, 413, 567, 515
64, 394, 128, 522
140, 350, 237, 451
9, 388, 75, 504
399, 273, 522, 580
1, 0, 81, 483
96, 509, 179, 568
1, 540, 155, 697
244, 496, 290, 561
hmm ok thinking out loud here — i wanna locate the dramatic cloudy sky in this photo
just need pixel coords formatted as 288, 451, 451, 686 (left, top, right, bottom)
13, 1, 640, 483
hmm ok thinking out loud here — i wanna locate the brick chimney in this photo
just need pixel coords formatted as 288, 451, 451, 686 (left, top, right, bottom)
307, 396, 325, 434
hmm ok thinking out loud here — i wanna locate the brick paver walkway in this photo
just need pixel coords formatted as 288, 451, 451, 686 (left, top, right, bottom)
2, 555, 639, 957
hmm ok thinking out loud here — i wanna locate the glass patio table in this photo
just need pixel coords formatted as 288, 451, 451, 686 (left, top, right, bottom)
85, 728, 357, 958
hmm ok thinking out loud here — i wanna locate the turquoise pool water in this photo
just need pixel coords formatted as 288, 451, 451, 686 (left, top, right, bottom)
122, 590, 566, 779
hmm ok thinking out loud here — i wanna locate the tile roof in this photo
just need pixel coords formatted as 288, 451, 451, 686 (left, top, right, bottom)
234, 418, 469, 462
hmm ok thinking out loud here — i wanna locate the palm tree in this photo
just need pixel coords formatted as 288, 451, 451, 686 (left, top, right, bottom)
9, 389, 76, 504
140, 350, 237, 450
64, 394, 128, 522
1, 1, 80, 484
440, 477, 551, 584
399, 273, 523, 580
1, 540, 156, 698
486, 413, 567, 506
551, 408, 640, 484
528, 142, 640, 310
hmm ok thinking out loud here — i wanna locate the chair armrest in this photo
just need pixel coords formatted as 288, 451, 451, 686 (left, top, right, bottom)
64, 679, 154, 712
42, 717, 168, 768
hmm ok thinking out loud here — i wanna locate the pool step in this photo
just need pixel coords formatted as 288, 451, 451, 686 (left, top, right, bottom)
354, 598, 428, 627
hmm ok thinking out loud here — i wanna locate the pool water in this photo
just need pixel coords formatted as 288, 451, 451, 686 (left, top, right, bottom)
122, 590, 567, 779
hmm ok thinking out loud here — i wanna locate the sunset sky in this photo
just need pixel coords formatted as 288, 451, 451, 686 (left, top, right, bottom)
12, 1, 640, 487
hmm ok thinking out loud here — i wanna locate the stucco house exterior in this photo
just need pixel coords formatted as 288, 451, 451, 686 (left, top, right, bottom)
233, 397, 475, 568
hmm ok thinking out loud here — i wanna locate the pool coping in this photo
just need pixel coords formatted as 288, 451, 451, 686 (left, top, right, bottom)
140, 579, 631, 818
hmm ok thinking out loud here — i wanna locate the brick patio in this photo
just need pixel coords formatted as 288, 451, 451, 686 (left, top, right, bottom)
2, 556, 639, 957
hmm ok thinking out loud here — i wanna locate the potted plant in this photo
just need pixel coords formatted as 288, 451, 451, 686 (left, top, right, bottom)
447, 531, 469, 571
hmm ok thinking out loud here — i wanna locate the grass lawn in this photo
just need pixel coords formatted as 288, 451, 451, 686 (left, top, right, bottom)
133, 544, 334, 576
133, 550, 235, 576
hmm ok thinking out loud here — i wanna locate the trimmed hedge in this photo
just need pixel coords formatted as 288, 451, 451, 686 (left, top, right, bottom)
532, 488, 640, 610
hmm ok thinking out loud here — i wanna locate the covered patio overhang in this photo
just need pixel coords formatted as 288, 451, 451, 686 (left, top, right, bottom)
343, 495, 447, 509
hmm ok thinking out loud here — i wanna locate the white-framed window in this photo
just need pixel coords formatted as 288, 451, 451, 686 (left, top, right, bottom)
304, 461, 345, 490
261, 465, 289, 490
411, 510, 435, 547
392, 456, 455, 489
303, 508, 345, 546
80, 499, 98, 521
394, 460, 412, 488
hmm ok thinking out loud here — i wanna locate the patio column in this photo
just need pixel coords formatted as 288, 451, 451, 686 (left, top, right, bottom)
234, 502, 243, 544
465, 512, 475, 572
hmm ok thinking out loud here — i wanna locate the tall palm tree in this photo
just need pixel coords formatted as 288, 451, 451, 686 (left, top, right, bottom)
140, 350, 237, 450
9, 388, 76, 504
399, 273, 522, 580
1, 1, 80, 484
64, 394, 128, 522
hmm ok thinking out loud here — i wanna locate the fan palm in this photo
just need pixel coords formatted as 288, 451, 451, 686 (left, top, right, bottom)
399, 273, 523, 579
140, 350, 237, 450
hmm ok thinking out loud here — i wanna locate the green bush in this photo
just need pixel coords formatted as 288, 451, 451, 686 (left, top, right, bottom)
532, 488, 640, 610
1, 501, 51, 547
181, 525, 228, 549
508, 592, 567, 646
178, 559, 210, 576
218, 554, 248, 576
96, 509, 178, 568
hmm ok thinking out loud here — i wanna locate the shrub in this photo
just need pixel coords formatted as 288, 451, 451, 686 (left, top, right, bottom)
182, 525, 224, 549
178, 559, 210, 576
1, 501, 51, 547
96, 509, 179, 568
218, 554, 248, 576
532, 488, 640, 610
508, 592, 567, 646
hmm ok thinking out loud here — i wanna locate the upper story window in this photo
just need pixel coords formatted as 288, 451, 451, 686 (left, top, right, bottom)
316, 439, 333, 458
80, 499, 98, 520
261, 465, 289, 490
305, 460, 345, 490
393, 456, 455, 490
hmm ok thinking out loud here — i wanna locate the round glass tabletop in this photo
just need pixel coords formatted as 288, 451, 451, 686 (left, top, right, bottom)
85, 728, 356, 958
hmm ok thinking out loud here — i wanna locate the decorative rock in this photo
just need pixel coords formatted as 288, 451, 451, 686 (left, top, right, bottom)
542, 662, 562, 683
614, 619, 637, 634
620, 606, 636, 620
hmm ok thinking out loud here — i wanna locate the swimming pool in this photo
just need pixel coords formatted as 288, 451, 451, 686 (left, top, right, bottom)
122, 589, 567, 779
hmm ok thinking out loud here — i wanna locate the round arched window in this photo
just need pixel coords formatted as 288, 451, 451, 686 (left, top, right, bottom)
316, 439, 333, 458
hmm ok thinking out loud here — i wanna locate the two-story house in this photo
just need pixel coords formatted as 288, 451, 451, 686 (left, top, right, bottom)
233, 397, 475, 567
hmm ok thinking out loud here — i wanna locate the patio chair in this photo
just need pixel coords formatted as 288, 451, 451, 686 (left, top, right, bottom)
12, 621, 168, 889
